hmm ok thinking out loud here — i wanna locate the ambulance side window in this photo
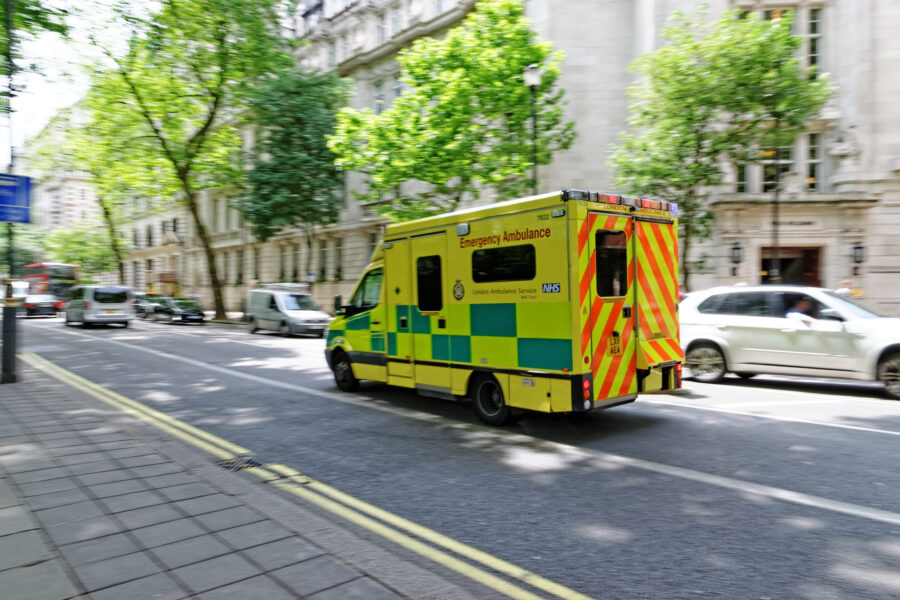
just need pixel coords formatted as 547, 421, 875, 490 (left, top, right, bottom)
596, 230, 627, 297
417, 255, 442, 312
350, 268, 383, 309
472, 244, 536, 282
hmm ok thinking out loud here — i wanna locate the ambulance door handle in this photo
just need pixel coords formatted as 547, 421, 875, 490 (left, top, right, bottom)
438, 318, 446, 329
622, 306, 632, 319
400, 317, 408, 328
371, 320, 381, 325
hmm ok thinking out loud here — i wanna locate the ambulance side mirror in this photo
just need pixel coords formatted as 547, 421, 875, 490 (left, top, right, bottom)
333, 295, 344, 316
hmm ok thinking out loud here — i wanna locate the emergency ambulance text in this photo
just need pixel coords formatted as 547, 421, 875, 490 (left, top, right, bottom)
460, 227, 551, 249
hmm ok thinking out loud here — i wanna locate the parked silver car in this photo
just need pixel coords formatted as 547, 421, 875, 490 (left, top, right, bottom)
680, 285, 900, 398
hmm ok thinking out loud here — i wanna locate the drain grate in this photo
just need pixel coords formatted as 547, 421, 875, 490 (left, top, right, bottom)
215, 456, 263, 472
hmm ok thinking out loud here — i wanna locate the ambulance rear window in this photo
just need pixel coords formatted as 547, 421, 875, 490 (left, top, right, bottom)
595, 231, 627, 297
472, 244, 536, 283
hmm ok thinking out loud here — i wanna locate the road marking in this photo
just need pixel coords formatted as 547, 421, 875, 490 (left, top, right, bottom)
20, 349, 591, 600
643, 398, 900, 437
20, 350, 251, 459
23, 326, 900, 526
708, 398, 845, 409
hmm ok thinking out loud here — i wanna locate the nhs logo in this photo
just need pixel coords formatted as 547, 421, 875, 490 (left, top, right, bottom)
542, 283, 561, 293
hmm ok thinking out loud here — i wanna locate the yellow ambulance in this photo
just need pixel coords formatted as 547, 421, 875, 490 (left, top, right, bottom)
325, 189, 683, 424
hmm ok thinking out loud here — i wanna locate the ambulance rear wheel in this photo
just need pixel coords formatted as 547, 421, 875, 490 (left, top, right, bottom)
333, 352, 359, 392
472, 374, 511, 426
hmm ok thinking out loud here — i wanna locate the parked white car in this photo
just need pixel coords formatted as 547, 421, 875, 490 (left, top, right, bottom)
680, 285, 900, 398
64, 285, 135, 327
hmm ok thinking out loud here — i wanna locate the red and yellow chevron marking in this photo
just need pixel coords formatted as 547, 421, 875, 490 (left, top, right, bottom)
579, 212, 637, 401
635, 220, 683, 367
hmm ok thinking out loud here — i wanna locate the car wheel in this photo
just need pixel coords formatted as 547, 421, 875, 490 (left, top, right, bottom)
878, 352, 900, 400
685, 343, 727, 383
736, 372, 756, 380
332, 352, 359, 392
472, 374, 512, 425
64, 314, 72, 326
280, 322, 291, 337
247, 319, 258, 334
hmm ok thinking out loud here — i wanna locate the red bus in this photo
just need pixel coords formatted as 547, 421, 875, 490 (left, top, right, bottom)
23, 263, 80, 299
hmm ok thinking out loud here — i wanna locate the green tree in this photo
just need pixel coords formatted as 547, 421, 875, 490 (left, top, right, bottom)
610, 8, 829, 291
44, 222, 125, 275
328, 0, 575, 220
24, 104, 139, 285
237, 68, 349, 283
86, 0, 293, 318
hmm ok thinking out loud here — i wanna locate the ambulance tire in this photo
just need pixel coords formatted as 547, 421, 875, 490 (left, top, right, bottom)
685, 342, 726, 383
333, 352, 359, 392
472, 374, 512, 426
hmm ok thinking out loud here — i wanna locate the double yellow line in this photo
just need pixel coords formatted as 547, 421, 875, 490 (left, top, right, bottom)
20, 350, 594, 600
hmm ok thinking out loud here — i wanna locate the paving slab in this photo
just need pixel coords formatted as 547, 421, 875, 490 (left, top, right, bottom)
0, 362, 484, 600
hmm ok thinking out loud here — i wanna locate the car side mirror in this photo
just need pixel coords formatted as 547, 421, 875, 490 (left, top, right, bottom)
820, 308, 845, 322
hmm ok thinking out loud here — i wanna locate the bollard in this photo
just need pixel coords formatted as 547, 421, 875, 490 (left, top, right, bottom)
1, 280, 19, 384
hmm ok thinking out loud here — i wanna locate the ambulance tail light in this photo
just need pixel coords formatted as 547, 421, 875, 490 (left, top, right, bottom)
675, 363, 683, 388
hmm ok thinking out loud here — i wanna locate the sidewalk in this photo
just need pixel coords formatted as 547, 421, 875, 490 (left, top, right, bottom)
0, 361, 478, 600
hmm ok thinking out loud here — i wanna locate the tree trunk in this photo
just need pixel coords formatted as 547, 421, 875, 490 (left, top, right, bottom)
184, 188, 226, 320
303, 223, 313, 292
97, 195, 125, 285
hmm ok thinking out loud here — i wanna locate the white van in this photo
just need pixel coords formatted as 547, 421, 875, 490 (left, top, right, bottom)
246, 286, 331, 337
65, 285, 135, 327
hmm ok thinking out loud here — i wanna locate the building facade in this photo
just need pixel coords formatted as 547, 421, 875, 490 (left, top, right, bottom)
34, 0, 896, 314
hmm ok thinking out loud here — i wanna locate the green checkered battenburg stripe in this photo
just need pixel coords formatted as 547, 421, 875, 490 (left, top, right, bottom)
329, 302, 573, 372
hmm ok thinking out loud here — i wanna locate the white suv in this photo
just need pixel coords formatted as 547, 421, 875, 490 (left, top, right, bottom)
680, 285, 900, 398
65, 285, 135, 327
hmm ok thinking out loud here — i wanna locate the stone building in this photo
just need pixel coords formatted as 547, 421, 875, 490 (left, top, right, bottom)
40, 0, 896, 314
289, 0, 899, 313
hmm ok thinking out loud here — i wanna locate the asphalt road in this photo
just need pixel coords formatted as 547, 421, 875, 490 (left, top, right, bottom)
14, 315, 900, 600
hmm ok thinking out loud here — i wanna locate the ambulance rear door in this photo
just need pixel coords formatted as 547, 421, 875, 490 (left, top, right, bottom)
586, 212, 638, 403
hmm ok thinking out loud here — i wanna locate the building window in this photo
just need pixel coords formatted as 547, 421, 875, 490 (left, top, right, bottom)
377, 12, 386, 44
146, 224, 154, 247
391, 74, 402, 101
435, 0, 444, 14
391, 4, 401, 35
338, 34, 347, 62
328, 43, 336, 67
374, 80, 385, 114
808, 8, 822, 78
318, 239, 327, 280
368, 232, 378, 258
807, 133, 821, 191
736, 163, 748, 193
334, 238, 343, 280
280, 245, 288, 281
761, 145, 793, 192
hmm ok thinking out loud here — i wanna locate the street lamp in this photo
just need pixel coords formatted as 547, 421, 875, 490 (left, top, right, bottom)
853, 241, 865, 276
730, 241, 743, 277
524, 64, 541, 196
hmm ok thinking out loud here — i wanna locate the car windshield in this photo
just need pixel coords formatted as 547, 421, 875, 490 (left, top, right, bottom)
174, 300, 200, 310
149, 297, 168, 304
27, 295, 55, 302
822, 291, 883, 319
283, 294, 320, 311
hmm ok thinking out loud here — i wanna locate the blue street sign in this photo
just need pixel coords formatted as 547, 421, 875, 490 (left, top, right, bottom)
0, 175, 31, 224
